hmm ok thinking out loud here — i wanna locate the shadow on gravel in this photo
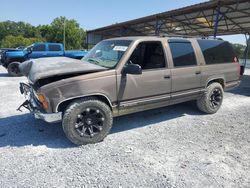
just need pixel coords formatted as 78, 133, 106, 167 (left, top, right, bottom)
0, 73, 10, 77
111, 102, 201, 134
0, 113, 75, 148
0, 102, 202, 148
227, 74, 250, 96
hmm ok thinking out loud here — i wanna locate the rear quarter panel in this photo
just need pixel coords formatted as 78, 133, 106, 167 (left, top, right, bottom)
192, 39, 239, 88
201, 63, 239, 87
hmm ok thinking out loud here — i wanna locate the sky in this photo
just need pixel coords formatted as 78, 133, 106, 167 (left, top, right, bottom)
0, 0, 247, 45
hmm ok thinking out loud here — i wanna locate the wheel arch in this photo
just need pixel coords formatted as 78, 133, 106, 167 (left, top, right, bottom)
10, 58, 25, 62
56, 94, 113, 113
8, 57, 26, 64
206, 77, 225, 89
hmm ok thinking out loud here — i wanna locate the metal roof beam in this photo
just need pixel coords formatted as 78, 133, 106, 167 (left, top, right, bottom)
87, 0, 250, 44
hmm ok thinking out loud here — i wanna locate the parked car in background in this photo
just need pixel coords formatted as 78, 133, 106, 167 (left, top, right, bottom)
0, 42, 88, 76
18, 36, 241, 145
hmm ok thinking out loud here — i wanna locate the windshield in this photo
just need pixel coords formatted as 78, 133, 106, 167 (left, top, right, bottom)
83, 40, 132, 68
24, 45, 32, 51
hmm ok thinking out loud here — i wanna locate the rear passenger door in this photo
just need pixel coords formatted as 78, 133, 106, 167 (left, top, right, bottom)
168, 39, 202, 103
47, 44, 64, 57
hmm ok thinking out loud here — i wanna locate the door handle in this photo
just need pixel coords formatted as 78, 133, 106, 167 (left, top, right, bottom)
195, 71, 201, 75
164, 75, 171, 79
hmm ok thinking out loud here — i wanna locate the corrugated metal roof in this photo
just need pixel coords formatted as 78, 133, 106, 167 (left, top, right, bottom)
87, 0, 250, 44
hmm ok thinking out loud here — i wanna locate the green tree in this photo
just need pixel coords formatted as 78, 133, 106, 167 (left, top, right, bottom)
232, 43, 250, 59
0, 18, 86, 49
37, 24, 52, 41
48, 17, 86, 50
0, 21, 41, 40
1, 35, 44, 48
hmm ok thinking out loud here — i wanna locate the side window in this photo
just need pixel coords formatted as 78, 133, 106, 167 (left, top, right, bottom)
129, 41, 166, 70
48, 44, 61, 51
169, 42, 197, 67
33, 44, 46, 52
198, 40, 235, 64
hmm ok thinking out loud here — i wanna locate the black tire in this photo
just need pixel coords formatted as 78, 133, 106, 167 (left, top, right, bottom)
62, 98, 113, 145
196, 82, 224, 114
7, 62, 22, 77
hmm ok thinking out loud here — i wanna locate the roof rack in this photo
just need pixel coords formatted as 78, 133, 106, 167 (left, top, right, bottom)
159, 34, 223, 40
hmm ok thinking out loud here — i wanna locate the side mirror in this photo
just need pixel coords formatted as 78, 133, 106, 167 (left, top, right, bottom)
123, 63, 142, 75
26, 47, 33, 54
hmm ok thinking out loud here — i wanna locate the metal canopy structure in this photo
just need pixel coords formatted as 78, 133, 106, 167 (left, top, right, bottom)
87, 0, 250, 45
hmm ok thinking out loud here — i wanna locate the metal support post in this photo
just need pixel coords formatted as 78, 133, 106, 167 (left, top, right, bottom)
214, 4, 221, 38
155, 19, 161, 36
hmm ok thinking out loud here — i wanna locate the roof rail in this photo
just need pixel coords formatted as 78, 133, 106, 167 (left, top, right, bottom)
159, 34, 223, 40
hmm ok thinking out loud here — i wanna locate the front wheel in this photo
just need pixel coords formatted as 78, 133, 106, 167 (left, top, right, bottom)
7, 62, 22, 77
62, 98, 113, 145
196, 82, 224, 114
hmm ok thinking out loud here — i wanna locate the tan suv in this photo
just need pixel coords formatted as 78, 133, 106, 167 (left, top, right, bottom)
18, 36, 241, 145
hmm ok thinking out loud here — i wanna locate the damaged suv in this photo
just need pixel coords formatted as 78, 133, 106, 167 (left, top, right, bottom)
18, 36, 241, 145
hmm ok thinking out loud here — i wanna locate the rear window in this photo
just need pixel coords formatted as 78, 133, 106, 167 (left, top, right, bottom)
169, 41, 197, 67
198, 40, 235, 64
48, 44, 61, 51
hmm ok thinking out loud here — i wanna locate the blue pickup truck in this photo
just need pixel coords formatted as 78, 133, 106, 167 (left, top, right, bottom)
0, 43, 88, 76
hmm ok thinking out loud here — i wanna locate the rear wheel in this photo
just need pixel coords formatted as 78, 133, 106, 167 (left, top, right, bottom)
62, 98, 113, 145
196, 82, 224, 114
7, 62, 22, 77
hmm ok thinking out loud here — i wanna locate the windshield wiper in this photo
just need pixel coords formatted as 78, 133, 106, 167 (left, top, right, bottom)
87, 58, 101, 65
85, 58, 111, 69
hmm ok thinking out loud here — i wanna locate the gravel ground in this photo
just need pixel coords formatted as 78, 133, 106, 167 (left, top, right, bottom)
0, 65, 249, 188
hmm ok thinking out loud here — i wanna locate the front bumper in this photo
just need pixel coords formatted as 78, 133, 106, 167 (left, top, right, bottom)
34, 111, 62, 123
18, 82, 62, 123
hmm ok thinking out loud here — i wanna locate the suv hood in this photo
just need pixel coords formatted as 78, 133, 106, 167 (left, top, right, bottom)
19, 57, 107, 83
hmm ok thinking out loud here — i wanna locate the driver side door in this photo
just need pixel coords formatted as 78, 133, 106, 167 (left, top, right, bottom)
116, 41, 171, 115
28, 44, 47, 59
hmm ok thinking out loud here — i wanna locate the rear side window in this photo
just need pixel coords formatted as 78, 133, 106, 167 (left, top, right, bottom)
198, 40, 235, 64
48, 44, 61, 51
33, 44, 46, 52
169, 41, 197, 67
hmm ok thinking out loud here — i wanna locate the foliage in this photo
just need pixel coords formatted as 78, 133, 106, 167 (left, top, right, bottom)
232, 43, 250, 59
1, 35, 44, 48
0, 17, 86, 50
41, 17, 86, 50
0, 21, 41, 40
